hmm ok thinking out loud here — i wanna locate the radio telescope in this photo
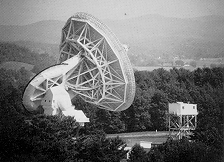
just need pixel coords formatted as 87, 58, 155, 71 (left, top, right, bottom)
23, 12, 136, 123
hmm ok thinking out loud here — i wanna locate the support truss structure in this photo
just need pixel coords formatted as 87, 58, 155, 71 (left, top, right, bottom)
168, 114, 197, 139
23, 13, 135, 112
58, 13, 135, 111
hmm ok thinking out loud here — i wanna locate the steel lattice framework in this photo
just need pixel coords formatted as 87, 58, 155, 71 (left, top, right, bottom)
23, 13, 135, 112
58, 12, 135, 111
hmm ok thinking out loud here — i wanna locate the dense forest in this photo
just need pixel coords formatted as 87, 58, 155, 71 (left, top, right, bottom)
0, 43, 223, 161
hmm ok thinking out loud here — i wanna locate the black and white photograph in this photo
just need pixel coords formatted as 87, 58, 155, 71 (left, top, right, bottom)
0, 0, 223, 161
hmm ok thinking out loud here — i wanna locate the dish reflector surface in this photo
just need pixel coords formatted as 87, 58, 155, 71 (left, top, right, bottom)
23, 12, 135, 112
59, 13, 135, 111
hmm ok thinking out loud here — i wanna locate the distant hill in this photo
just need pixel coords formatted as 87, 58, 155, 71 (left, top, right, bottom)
0, 61, 34, 71
1, 15, 224, 66
0, 20, 64, 44
0, 42, 56, 73
104, 15, 224, 64
0, 61, 36, 79
13, 41, 60, 60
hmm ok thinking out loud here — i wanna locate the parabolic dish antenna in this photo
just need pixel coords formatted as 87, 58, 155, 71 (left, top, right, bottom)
23, 12, 135, 116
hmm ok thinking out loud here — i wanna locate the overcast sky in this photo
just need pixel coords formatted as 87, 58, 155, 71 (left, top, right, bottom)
0, 0, 224, 25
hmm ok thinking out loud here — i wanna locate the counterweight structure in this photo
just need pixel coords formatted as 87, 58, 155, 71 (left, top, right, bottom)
168, 102, 198, 139
22, 12, 136, 124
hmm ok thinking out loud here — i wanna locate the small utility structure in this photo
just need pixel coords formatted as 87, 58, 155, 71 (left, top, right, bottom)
168, 102, 198, 139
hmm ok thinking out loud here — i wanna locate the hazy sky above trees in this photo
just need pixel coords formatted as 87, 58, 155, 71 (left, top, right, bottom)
0, 0, 224, 25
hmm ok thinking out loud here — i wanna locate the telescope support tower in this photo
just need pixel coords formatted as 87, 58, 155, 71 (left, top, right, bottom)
168, 102, 198, 139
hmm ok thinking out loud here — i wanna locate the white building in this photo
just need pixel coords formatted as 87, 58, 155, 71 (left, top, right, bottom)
168, 102, 198, 115
168, 102, 198, 139
41, 86, 89, 125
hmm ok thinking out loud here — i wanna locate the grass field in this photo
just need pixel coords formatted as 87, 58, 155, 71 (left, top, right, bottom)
107, 131, 170, 147
133, 66, 197, 72
133, 58, 224, 72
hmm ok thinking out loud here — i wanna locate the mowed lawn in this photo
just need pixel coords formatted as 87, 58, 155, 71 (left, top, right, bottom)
107, 131, 170, 147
